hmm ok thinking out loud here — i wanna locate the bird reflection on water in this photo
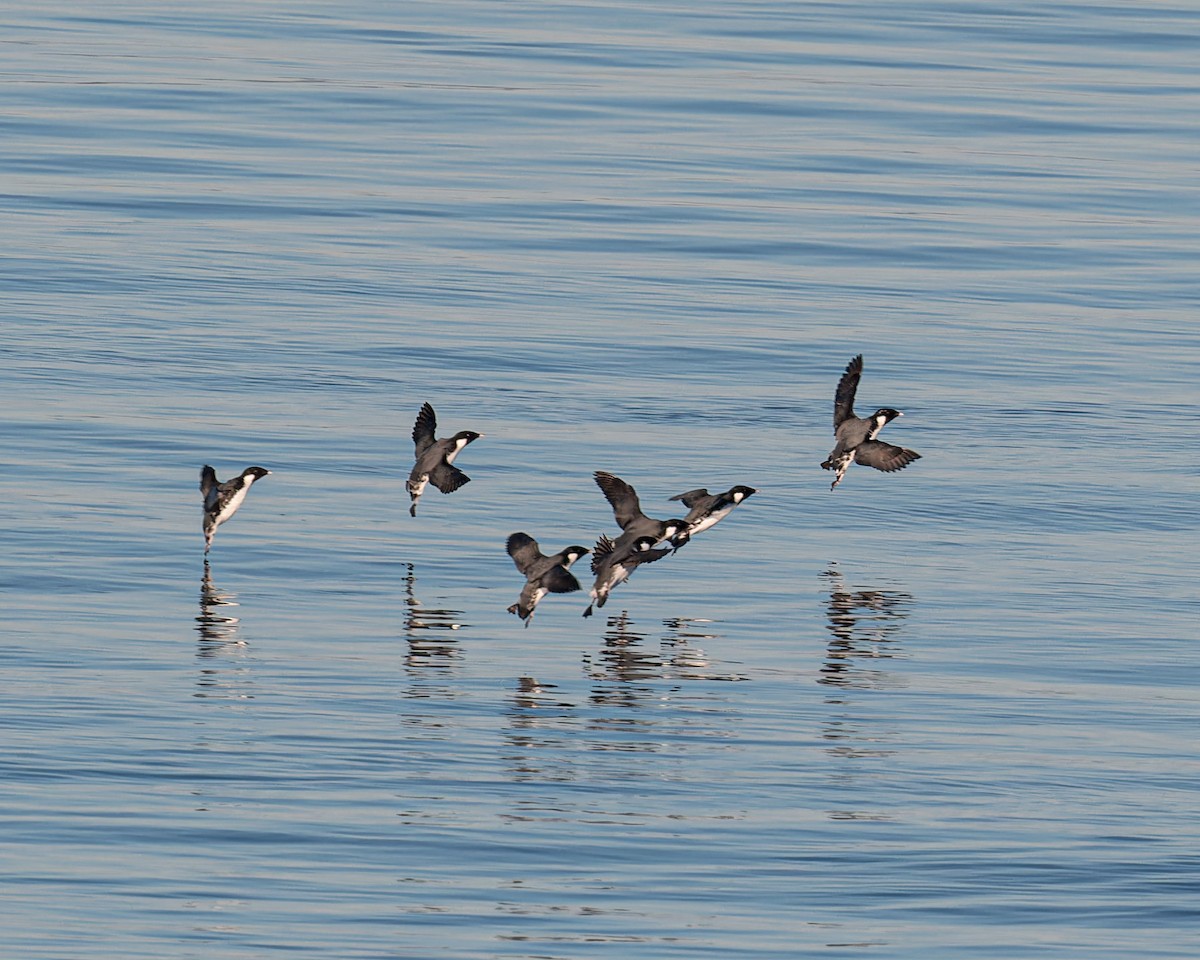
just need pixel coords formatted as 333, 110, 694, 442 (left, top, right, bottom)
501, 614, 743, 792
819, 565, 913, 691
194, 561, 253, 699
588, 610, 660, 686
818, 565, 914, 804
501, 678, 580, 787
584, 611, 747, 705
196, 561, 243, 648
401, 562, 465, 671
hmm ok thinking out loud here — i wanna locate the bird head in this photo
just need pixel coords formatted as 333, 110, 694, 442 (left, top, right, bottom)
453, 431, 483, 449
562, 546, 591, 567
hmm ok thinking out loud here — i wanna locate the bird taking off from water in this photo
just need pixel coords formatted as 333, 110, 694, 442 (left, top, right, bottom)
200, 465, 271, 554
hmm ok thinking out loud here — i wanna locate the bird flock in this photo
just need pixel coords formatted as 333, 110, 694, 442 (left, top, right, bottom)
200, 355, 921, 623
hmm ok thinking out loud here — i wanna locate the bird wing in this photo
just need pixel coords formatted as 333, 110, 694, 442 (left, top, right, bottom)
629, 547, 671, 569
542, 565, 582, 595
506, 532, 543, 574
594, 471, 645, 529
429, 462, 470, 493
854, 440, 921, 473
833, 355, 863, 430
412, 402, 438, 457
200, 465, 218, 499
668, 488, 710, 508
590, 534, 616, 574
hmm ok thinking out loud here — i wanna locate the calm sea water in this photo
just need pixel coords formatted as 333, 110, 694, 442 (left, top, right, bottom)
2, 2, 1197, 958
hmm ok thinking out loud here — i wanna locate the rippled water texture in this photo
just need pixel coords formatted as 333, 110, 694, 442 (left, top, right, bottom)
2, 2, 1197, 958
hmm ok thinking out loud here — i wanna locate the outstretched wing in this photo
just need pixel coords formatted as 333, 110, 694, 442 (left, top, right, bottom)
542, 565, 582, 595
200, 465, 219, 510
412, 402, 438, 457
594, 471, 644, 530
429, 462, 470, 493
833, 355, 863, 430
668, 487, 710, 508
506, 532, 542, 574
854, 440, 920, 473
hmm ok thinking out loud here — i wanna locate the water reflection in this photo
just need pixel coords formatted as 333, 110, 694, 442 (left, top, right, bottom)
396, 564, 469, 748
194, 561, 253, 699
582, 611, 747, 713
818, 566, 914, 816
195, 561, 242, 647
499, 614, 744, 799
401, 562, 464, 672
819, 565, 912, 691
662, 616, 726, 676
501, 678, 581, 787
511, 676, 574, 712
587, 610, 660, 686
583, 611, 744, 689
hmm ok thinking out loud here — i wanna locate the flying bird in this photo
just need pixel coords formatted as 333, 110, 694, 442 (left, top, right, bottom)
668, 484, 757, 544
582, 534, 670, 618
505, 532, 590, 626
407, 402, 483, 516
593, 471, 690, 550
200, 465, 271, 554
821, 355, 920, 490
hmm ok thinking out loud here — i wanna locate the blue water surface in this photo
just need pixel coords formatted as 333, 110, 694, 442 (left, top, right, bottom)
2, 2, 1197, 958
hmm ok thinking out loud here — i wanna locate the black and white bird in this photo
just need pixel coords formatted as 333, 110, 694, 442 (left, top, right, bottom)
821, 355, 920, 491
407, 402, 483, 517
582, 534, 669, 618
668, 484, 757, 543
505, 532, 590, 626
593, 471, 690, 550
200, 465, 271, 554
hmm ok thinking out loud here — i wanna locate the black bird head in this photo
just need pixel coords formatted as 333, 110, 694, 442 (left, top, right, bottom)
728, 485, 757, 502
453, 431, 484, 445
242, 467, 272, 481
562, 546, 591, 566
872, 408, 903, 425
